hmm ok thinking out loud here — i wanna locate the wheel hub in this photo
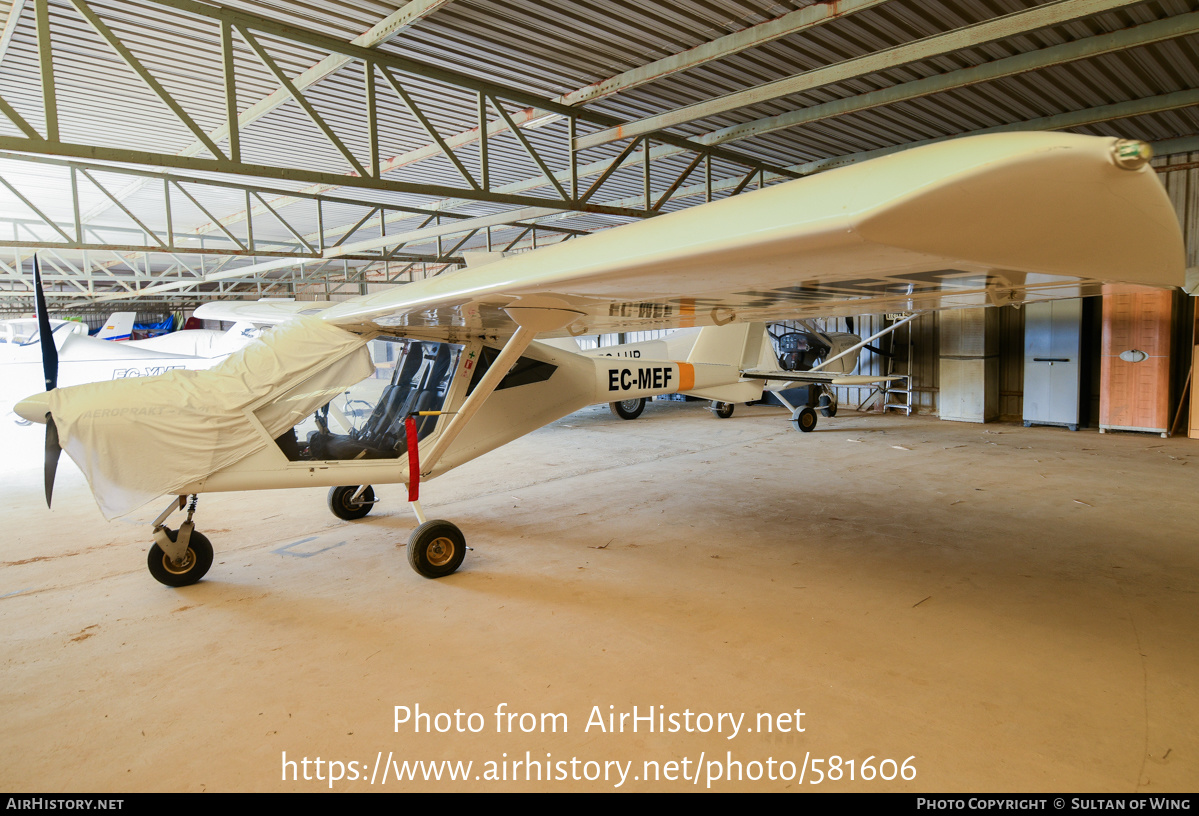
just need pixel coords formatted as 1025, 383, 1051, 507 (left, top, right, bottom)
163, 548, 195, 574
426, 537, 455, 567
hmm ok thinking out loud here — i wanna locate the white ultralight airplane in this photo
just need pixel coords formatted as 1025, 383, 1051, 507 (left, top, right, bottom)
14, 133, 1184, 587
573, 321, 887, 429
1, 312, 261, 425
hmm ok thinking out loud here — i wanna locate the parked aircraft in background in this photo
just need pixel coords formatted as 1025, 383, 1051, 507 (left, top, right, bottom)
1, 314, 261, 424
567, 320, 899, 431
95, 312, 135, 341
13, 133, 1184, 588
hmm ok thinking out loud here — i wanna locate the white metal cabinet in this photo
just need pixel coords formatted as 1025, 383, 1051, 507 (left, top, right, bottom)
1023, 299, 1082, 430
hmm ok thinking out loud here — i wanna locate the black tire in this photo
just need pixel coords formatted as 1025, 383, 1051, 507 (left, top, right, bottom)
791, 405, 817, 433
710, 401, 734, 419
407, 520, 466, 578
609, 398, 646, 420
818, 392, 837, 418
328, 485, 375, 520
147, 529, 213, 587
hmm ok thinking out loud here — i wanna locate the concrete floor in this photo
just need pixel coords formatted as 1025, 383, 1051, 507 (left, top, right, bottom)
1, 400, 1196, 792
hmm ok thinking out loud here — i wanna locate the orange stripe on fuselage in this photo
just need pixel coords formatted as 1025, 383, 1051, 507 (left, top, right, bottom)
676, 362, 694, 392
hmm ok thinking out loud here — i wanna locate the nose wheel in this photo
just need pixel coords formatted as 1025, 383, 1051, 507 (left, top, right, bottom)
144, 494, 214, 587
818, 390, 838, 417
147, 527, 213, 587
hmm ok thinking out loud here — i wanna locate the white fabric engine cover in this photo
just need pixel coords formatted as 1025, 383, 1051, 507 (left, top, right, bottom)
48, 316, 372, 519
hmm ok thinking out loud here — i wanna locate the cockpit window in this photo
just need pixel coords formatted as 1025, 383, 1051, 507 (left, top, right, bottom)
776, 332, 830, 372
267, 337, 462, 462
0, 319, 84, 346
466, 345, 557, 394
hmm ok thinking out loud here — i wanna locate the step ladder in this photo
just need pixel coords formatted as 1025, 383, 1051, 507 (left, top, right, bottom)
882, 313, 914, 415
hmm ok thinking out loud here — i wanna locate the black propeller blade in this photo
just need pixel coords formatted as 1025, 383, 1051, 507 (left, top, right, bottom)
33, 256, 58, 391
45, 415, 61, 508
32, 255, 61, 507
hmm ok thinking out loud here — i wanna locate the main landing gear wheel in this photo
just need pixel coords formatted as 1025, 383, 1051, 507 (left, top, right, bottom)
147, 529, 213, 587
407, 520, 466, 578
791, 405, 818, 433
710, 401, 735, 418
818, 392, 838, 418
609, 398, 646, 420
328, 485, 375, 520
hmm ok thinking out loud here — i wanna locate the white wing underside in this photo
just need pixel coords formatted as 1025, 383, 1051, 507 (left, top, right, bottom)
324, 133, 1182, 338
202, 133, 1182, 340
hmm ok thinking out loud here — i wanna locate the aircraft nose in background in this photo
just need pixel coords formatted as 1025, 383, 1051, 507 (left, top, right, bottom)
14, 392, 50, 424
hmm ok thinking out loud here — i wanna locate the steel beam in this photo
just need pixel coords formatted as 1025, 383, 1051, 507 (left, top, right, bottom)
1152, 135, 1199, 158
523, 92, 1199, 221
0, 0, 27, 67
324, 206, 564, 259
0, 152, 586, 266
78, 0, 456, 222
559, 0, 892, 108
209, 0, 1191, 249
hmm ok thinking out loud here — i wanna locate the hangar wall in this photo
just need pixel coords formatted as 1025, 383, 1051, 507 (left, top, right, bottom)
872, 160, 1198, 424
1159, 152, 1199, 270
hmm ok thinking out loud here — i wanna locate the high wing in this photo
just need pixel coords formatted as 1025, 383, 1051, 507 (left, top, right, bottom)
311, 132, 1182, 338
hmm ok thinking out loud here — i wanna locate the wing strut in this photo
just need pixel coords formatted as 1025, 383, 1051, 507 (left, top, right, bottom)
416, 306, 582, 479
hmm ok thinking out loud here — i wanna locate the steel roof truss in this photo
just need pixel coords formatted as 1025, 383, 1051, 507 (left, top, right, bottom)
235, 24, 367, 179
67, 0, 227, 161
2, 0, 788, 220
378, 66, 480, 191
576, 0, 1154, 150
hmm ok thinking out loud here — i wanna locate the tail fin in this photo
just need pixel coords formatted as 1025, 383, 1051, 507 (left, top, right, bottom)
96, 312, 135, 341
685, 322, 766, 369
682, 322, 770, 403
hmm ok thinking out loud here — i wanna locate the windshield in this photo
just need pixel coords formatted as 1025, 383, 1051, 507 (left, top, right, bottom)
266, 337, 462, 461
0, 319, 85, 346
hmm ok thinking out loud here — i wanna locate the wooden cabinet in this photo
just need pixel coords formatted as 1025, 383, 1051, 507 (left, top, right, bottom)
1100, 289, 1175, 436
1191, 343, 1199, 439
